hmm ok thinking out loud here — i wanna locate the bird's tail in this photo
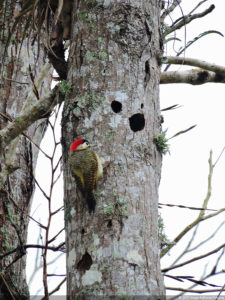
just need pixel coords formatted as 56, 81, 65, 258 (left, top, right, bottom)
86, 192, 96, 213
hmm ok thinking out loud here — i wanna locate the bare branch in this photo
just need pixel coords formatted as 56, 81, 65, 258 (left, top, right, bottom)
163, 30, 223, 72
47, 274, 66, 277
0, 243, 66, 260
158, 202, 217, 212
166, 4, 215, 36
34, 176, 50, 200
164, 274, 221, 288
171, 220, 225, 267
161, 152, 214, 258
160, 69, 225, 85
217, 281, 225, 299
48, 228, 65, 245
28, 252, 65, 286
169, 125, 197, 139
162, 242, 225, 273
162, 56, 225, 74
47, 277, 66, 297
166, 287, 225, 294
161, 104, 181, 111
175, 255, 225, 298
0, 273, 17, 300
161, 0, 182, 21
213, 145, 225, 167
189, 0, 209, 15
0, 187, 46, 229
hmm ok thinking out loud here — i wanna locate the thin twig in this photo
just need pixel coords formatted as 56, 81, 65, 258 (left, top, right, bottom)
161, 152, 214, 257
0, 243, 65, 260
161, 0, 182, 21
158, 202, 217, 211
166, 4, 215, 36
34, 177, 50, 200
48, 277, 66, 297
213, 145, 225, 167
47, 228, 64, 245
0, 273, 17, 300
47, 274, 66, 277
166, 287, 225, 294
189, 0, 209, 15
171, 220, 225, 267
0, 187, 46, 229
162, 242, 225, 273
51, 206, 64, 216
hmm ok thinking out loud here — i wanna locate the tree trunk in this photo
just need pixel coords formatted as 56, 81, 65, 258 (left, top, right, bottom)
0, 2, 52, 298
62, 0, 164, 297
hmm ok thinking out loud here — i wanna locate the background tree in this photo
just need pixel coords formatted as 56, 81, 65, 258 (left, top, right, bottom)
0, 2, 52, 298
0, 0, 225, 298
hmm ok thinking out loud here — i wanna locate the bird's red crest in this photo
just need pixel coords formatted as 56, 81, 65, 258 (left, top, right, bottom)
71, 138, 84, 151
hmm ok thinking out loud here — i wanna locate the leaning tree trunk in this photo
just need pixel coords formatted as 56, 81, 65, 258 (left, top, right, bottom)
62, 0, 164, 297
0, 2, 52, 298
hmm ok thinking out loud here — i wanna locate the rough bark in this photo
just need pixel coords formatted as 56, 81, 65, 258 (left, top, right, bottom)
62, 0, 164, 297
0, 2, 52, 298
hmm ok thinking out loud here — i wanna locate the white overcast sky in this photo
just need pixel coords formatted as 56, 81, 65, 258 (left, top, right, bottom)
160, 0, 225, 294
27, 0, 225, 296
160, 0, 225, 250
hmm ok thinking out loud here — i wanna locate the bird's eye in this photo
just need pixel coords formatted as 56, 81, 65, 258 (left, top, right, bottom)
85, 141, 89, 145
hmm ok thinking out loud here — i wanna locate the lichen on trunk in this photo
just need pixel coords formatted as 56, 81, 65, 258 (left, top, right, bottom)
62, 0, 164, 296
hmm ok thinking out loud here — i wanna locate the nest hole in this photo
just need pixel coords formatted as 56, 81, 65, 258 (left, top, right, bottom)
111, 100, 122, 113
129, 113, 145, 132
77, 251, 93, 271
107, 220, 113, 228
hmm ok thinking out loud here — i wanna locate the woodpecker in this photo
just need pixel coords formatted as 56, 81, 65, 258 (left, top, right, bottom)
69, 138, 103, 213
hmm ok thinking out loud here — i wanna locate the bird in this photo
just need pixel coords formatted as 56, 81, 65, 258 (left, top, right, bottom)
69, 138, 103, 213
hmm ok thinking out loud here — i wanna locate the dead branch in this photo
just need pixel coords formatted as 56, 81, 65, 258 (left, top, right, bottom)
171, 220, 225, 267
40, 105, 64, 300
0, 243, 65, 260
165, 4, 215, 36
189, 0, 209, 15
164, 274, 221, 288
174, 255, 225, 298
161, 0, 182, 21
158, 202, 217, 212
0, 187, 46, 229
160, 69, 225, 85
161, 151, 214, 257
162, 56, 225, 74
166, 286, 225, 294
162, 242, 225, 273
47, 277, 66, 297
47, 228, 64, 245
28, 252, 64, 286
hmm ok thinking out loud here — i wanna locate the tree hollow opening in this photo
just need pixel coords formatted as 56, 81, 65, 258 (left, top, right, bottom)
129, 113, 145, 132
111, 100, 122, 113
77, 251, 93, 271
